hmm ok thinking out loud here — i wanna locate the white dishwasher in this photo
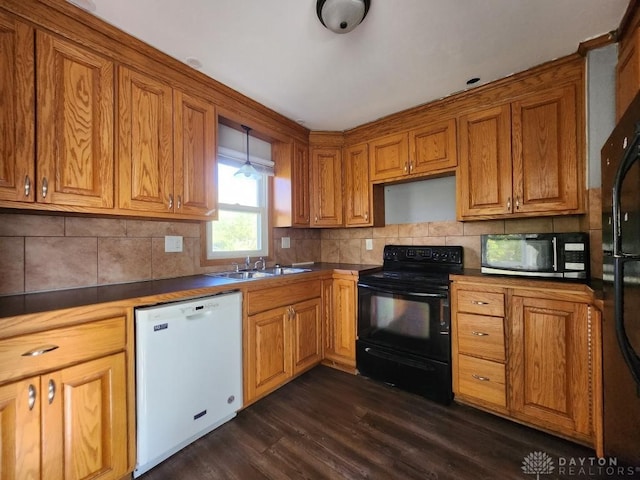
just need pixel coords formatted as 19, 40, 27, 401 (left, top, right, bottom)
134, 290, 243, 477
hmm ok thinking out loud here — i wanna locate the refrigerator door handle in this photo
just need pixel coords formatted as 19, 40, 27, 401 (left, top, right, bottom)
612, 142, 640, 257
614, 256, 640, 386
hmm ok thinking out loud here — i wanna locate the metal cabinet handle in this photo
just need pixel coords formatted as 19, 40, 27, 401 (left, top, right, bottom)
506, 196, 511, 211
515, 197, 520, 210
314, 216, 318, 223
48, 379, 56, 404
364, 212, 369, 221
409, 162, 414, 173
177, 195, 182, 209
24, 175, 31, 197
404, 163, 408, 173
471, 331, 489, 336
28, 384, 36, 410
41, 177, 48, 199
168, 194, 174, 209
472, 300, 488, 305
472, 374, 490, 382
21, 344, 59, 357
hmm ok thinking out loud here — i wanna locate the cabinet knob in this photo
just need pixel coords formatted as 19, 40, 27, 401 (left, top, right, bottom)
24, 175, 31, 197
41, 177, 48, 199
28, 384, 36, 411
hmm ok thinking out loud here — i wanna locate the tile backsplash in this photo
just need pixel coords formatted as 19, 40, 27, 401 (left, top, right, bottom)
0, 189, 602, 296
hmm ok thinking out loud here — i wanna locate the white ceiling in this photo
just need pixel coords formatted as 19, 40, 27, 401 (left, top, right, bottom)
78, 0, 629, 131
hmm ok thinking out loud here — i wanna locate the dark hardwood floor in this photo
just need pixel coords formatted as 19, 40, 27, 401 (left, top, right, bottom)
138, 367, 622, 480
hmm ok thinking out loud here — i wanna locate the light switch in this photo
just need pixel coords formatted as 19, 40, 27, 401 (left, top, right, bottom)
281, 237, 291, 249
365, 238, 373, 250
165, 235, 183, 253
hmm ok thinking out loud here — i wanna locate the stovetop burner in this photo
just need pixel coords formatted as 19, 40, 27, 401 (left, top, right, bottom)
359, 245, 464, 292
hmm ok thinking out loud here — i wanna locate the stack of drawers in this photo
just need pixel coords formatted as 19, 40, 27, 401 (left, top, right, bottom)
452, 285, 507, 411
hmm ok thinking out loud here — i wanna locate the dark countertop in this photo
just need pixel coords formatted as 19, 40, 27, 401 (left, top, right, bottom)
0, 262, 381, 320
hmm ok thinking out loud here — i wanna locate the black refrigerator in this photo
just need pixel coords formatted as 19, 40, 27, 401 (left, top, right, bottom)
601, 90, 640, 463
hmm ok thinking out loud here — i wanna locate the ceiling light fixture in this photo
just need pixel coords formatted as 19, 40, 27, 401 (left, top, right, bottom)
316, 0, 371, 34
234, 125, 260, 180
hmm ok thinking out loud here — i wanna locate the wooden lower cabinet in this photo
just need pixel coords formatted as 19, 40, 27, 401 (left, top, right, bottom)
322, 274, 358, 371
0, 314, 130, 480
451, 277, 602, 453
244, 280, 322, 405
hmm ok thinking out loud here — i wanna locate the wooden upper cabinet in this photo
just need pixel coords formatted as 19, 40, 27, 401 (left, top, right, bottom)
343, 143, 371, 226
457, 104, 513, 218
617, 30, 640, 120
173, 90, 217, 217
369, 132, 409, 182
118, 66, 173, 213
409, 118, 457, 175
368, 120, 457, 183
292, 142, 311, 226
0, 12, 35, 203
310, 147, 343, 226
36, 32, 114, 208
512, 84, 579, 214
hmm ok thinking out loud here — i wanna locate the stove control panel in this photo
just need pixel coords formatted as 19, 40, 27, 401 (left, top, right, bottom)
383, 245, 463, 265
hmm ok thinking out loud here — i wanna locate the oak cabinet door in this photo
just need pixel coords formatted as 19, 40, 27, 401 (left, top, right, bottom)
512, 84, 580, 214
310, 147, 343, 226
291, 298, 322, 375
409, 118, 457, 175
343, 143, 371, 226
118, 66, 173, 213
292, 141, 311, 226
173, 90, 216, 217
457, 104, 512, 219
368, 132, 409, 182
0, 13, 35, 203
617, 34, 640, 121
36, 32, 114, 208
509, 297, 592, 440
41, 354, 128, 480
324, 277, 357, 367
0, 378, 41, 480
246, 308, 291, 401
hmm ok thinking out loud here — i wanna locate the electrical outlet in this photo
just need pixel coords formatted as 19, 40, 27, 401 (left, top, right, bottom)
164, 235, 183, 253
365, 238, 373, 250
281, 237, 291, 249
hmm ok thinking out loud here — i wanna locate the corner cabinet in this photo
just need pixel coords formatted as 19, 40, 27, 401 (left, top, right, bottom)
118, 67, 217, 219
322, 273, 358, 372
0, 313, 130, 480
310, 146, 343, 227
457, 81, 583, 220
451, 277, 603, 455
244, 279, 322, 405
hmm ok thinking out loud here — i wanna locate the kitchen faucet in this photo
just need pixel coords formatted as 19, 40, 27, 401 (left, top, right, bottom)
245, 256, 251, 269
254, 257, 265, 270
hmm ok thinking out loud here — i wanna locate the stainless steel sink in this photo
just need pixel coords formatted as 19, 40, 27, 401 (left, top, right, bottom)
262, 267, 312, 275
206, 266, 311, 280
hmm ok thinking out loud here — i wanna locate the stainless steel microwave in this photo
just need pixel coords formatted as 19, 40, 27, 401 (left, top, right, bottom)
481, 233, 590, 280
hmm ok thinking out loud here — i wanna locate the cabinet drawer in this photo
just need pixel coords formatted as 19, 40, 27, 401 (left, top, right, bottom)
247, 280, 321, 315
457, 354, 506, 407
457, 313, 505, 361
0, 316, 126, 383
456, 289, 504, 317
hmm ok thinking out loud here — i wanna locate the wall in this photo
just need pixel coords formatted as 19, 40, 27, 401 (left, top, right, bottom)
320, 216, 584, 270
0, 213, 321, 296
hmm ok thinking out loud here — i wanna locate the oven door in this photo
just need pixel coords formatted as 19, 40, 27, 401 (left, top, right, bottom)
357, 282, 450, 362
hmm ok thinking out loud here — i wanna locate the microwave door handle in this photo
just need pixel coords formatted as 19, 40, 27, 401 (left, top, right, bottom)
357, 284, 447, 299
552, 236, 558, 272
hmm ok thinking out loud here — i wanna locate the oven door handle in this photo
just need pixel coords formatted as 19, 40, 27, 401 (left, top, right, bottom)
357, 284, 448, 299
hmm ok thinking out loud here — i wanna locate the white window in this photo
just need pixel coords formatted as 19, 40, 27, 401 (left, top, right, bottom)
205, 126, 273, 261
